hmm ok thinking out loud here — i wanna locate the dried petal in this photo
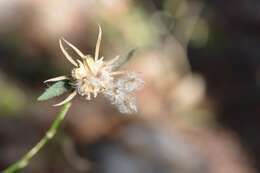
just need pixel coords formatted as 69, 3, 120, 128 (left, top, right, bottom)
62, 38, 85, 58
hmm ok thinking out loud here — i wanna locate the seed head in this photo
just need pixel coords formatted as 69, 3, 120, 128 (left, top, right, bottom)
45, 26, 144, 114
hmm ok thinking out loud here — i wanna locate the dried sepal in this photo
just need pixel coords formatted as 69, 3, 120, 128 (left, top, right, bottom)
62, 38, 85, 59
53, 91, 77, 106
95, 25, 102, 61
44, 76, 69, 83
59, 39, 78, 67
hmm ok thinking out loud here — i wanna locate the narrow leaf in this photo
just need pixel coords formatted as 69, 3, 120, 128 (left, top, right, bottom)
113, 48, 137, 70
37, 81, 71, 101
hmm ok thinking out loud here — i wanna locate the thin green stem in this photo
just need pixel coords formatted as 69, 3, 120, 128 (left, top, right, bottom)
1, 102, 72, 173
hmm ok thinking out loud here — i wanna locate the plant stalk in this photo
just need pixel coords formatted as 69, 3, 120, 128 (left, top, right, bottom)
1, 102, 72, 173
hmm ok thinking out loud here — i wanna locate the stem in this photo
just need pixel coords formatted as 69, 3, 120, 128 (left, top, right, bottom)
2, 102, 72, 173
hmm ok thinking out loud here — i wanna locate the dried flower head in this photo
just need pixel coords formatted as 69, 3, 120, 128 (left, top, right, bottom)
45, 26, 144, 114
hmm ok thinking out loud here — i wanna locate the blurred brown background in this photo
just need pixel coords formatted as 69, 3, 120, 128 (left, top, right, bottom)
0, 0, 260, 173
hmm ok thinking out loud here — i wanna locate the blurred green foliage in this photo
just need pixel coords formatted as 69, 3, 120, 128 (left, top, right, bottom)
0, 74, 27, 115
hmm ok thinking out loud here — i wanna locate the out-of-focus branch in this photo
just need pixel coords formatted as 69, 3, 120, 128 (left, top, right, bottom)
62, 136, 92, 172
174, 0, 205, 48
173, 0, 205, 75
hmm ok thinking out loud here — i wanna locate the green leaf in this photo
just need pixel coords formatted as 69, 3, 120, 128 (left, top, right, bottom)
113, 48, 137, 70
37, 81, 71, 101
